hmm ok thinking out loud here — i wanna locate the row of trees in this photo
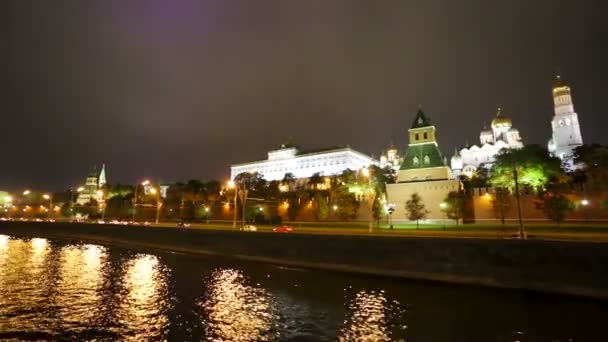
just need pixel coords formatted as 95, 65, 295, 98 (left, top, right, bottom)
403, 144, 605, 226
63, 165, 396, 223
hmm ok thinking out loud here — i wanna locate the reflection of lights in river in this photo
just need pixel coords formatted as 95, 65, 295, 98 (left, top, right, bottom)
120, 254, 170, 341
31, 238, 48, 253
339, 289, 406, 342
0, 234, 8, 251
199, 269, 276, 341
56, 244, 107, 324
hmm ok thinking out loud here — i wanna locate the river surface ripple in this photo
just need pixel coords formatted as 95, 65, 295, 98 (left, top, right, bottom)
0, 234, 606, 341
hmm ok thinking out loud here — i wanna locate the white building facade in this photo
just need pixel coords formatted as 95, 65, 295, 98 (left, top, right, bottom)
76, 164, 107, 205
547, 75, 583, 168
451, 108, 523, 177
230, 145, 377, 181
379, 144, 401, 171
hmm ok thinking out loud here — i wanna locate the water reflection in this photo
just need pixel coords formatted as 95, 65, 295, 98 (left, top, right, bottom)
0, 234, 9, 251
118, 254, 171, 341
199, 269, 276, 341
55, 244, 107, 328
339, 289, 406, 341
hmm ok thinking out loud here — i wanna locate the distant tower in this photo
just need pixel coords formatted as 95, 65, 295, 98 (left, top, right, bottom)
547, 74, 583, 167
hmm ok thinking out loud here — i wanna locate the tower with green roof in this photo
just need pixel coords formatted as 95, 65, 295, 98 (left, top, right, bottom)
387, 108, 461, 222
397, 109, 453, 183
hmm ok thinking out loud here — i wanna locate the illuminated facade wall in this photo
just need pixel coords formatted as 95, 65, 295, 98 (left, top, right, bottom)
230, 146, 376, 181
547, 75, 583, 167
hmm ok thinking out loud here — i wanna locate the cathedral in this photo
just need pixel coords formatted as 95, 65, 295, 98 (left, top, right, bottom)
451, 107, 523, 178
76, 164, 107, 205
547, 74, 584, 168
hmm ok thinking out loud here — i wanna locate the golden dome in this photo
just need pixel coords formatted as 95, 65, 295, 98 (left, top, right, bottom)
491, 107, 512, 128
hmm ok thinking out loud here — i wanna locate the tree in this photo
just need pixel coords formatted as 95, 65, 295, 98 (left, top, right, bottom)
573, 144, 608, 192
543, 194, 575, 225
312, 193, 330, 221
491, 187, 511, 225
308, 172, 324, 190
442, 191, 466, 225
405, 193, 428, 229
490, 145, 566, 190
335, 188, 359, 221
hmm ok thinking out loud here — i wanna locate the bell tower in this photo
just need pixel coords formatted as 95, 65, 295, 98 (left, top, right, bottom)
548, 74, 583, 166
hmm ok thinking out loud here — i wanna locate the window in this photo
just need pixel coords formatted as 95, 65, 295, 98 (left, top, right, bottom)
423, 132, 428, 139
424, 155, 430, 165
415, 133, 419, 140
413, 157, 419, 166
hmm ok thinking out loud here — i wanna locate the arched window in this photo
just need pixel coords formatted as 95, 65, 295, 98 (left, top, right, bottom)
413, 157, 419, 166
424, 155, 430, 165
423, 132, 428, 139
415, 133, 419, 140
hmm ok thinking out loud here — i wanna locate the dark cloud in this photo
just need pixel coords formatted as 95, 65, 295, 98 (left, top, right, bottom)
3, 0, 607, 191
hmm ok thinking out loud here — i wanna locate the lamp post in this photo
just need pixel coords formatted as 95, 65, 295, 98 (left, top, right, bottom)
512, 167, 526, 240
581, 199, 590, 224
70, 187, 84, 218
241, 188, 249, 230
227, 180, 238, 229
133, 180, 150, 222
149, 186, 162, 224
43, 194, 53, 218
439, 202, 448, 230
361, 167, 374, 233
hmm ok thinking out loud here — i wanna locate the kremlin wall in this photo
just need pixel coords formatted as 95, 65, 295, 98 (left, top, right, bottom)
228, 74, 593, 224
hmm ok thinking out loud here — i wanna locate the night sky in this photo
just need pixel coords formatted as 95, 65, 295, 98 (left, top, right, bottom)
4, 1, 607, 191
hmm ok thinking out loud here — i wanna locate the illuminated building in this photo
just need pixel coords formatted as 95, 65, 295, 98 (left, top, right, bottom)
76, 164, 107, 205
379, 143, 401, 171
230, 143, 376, 181
386, 109, 461, 221
547, 74, 584, 168
451, 107, 523, 177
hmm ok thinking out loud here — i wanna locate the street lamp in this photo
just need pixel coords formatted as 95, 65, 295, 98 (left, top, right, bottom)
23, 190, 31, 196
439, 202, 448, 229
70, 187, 85, 218
43, 194, 54, 218
361, 167, 374, 233
227, 180, 238, 229
581, 199, 590, 224
149, 186, 161, 224
132, 180, 150, 222
96, 190, 106, 221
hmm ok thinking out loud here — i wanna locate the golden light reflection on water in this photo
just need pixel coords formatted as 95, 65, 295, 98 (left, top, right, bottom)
0, 234, 9, 251
199, 269, 276, 341
339, 289, 406, 342
118, 254, 170, 341
56, 244, 107, 326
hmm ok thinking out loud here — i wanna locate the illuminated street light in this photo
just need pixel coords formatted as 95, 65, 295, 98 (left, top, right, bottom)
43, 194, 54, 218
149, 188, 157, 195
227, 180, 238, 229
23, 190, 31, 196
581, 199, 589, 206
142, 180, 150, 186
4, 196, 12, 203
439, 202, 448, 229
360, 167, 373, 233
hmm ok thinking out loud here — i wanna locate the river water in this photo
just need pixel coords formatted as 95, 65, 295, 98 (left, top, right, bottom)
0, 234, 606, 341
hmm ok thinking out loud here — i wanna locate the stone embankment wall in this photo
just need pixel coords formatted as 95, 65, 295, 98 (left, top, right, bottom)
1, 222, 608, 299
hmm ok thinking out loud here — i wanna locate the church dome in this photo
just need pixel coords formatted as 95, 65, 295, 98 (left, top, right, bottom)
491, 107, 512, 129
450, 150, 463, 170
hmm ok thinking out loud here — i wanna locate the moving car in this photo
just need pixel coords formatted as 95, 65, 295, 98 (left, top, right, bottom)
243, 225, 257, 232
177, 221, 191, 228
273, 225, 294, 233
